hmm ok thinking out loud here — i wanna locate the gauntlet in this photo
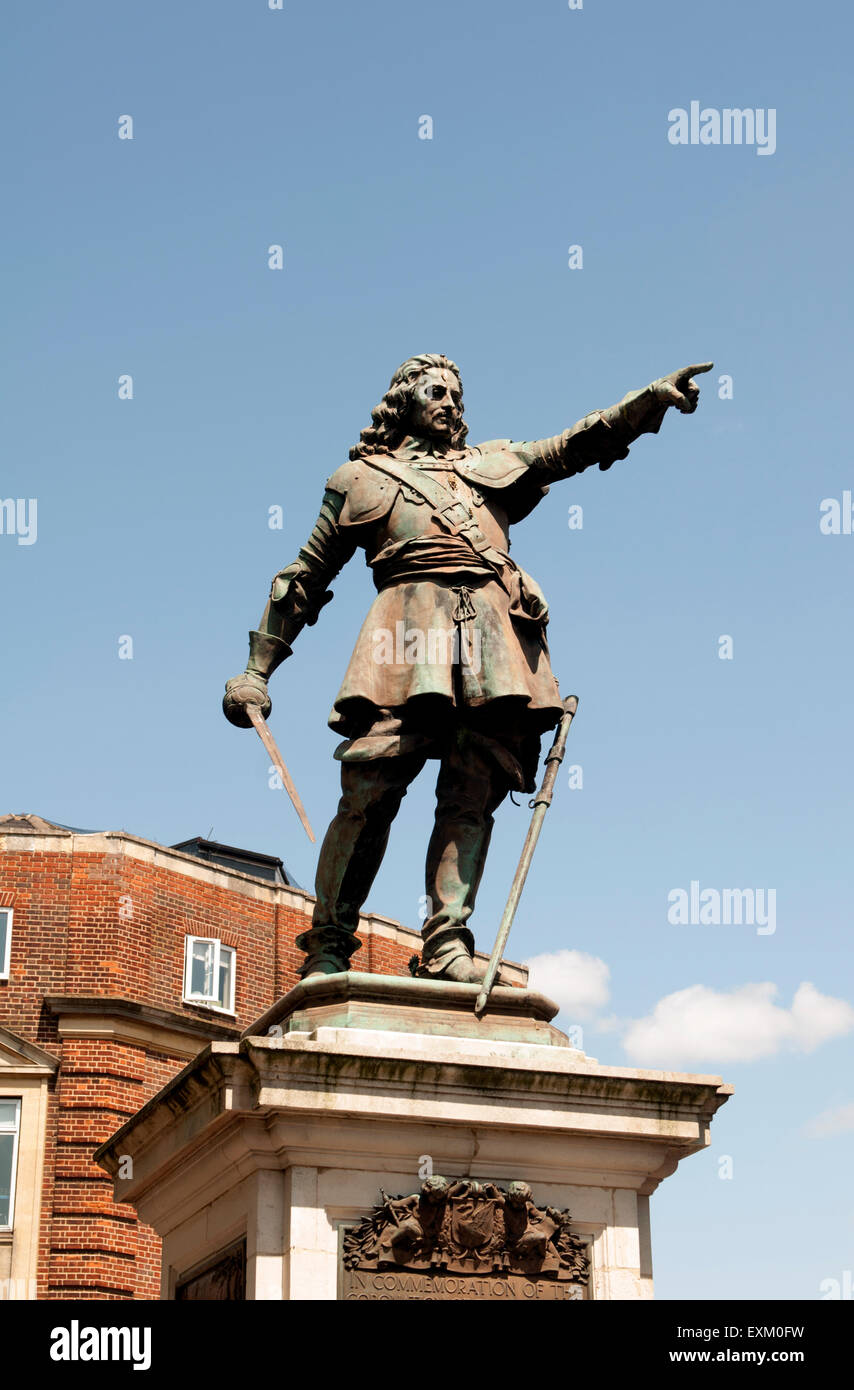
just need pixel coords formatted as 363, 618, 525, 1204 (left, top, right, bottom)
222, 630, 291, 728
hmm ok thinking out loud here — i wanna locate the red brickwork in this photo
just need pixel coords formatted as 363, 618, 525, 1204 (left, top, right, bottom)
0, 829, 416, 1299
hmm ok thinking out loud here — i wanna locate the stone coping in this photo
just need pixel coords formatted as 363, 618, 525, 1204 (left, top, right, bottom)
94, 1031, 733, 1186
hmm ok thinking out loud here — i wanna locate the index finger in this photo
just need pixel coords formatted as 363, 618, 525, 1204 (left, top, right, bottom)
677, 361, 714, 379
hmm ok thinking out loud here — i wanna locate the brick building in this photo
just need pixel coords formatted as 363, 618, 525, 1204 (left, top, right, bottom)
0, 813, 525, 1300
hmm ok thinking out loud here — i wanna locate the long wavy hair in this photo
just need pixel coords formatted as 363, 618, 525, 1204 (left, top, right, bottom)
349, 353, 467, 460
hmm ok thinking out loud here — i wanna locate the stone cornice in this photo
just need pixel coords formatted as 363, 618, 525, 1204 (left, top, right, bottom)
94, 1035, 732, 1220
45, 994, 241, 1059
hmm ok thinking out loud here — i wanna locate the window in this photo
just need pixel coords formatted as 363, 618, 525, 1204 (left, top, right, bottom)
0, 909, 11, 979
0, 1098, 21, 1229
183, 937, 236, 1013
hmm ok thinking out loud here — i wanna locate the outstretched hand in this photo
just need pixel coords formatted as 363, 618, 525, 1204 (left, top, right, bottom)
651, 361, 714, 414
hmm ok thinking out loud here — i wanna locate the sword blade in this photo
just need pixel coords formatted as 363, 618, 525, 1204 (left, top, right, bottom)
246, 703, 316, 843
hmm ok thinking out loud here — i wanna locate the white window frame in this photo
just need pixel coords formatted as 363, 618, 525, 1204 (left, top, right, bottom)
182, 936, 236, 1014
0, 908, 12, 979
0, 1096, 21, 1232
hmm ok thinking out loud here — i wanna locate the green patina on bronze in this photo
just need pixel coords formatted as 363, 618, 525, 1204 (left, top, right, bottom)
224, 353, 712, 980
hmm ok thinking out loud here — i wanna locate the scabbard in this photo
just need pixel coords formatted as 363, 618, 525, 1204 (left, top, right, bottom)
474, 695, 578, 1016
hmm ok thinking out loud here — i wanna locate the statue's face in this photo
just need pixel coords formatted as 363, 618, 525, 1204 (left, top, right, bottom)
408, 367, 461, 442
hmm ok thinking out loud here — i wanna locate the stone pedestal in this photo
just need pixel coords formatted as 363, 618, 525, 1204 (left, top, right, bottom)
95, 973, 732, 1301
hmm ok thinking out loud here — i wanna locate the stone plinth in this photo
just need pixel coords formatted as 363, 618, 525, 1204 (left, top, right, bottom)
94, 972, 732, 1301
248, 971, 572, 1048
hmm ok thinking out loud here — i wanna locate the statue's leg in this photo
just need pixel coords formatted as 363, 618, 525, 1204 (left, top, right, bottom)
296, 749, 428, 977
417, 729, 515, 982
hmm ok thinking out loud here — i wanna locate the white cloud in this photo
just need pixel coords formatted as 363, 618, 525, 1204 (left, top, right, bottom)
790, 982, 854, 1050
622, 981, 854, 1068
804, 1101, 854, 1140
524, 949, 611, 1020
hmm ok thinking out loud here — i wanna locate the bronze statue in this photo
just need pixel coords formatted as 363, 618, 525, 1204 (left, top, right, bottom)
224, 353, 711, 980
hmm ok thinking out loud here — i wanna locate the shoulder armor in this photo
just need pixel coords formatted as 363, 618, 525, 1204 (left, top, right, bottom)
325, 457, 399, 527
460, 441, 529, 489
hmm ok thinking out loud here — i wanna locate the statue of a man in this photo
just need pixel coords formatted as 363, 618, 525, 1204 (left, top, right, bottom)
224, 354, 711, 980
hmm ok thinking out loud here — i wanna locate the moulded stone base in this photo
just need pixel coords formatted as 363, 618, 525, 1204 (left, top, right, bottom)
245, 970, 573, 1050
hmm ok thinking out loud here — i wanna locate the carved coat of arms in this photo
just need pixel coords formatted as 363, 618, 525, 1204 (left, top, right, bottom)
343, 1178, 590, 1284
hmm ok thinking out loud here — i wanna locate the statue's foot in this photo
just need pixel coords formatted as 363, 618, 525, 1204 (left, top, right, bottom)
445, 958, 511, 985
416, 950, 509, 985
436, 954, 483, 984
295, 924, 362, 979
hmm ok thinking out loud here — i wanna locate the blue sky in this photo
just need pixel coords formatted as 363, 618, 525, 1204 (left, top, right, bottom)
2, 0, 852, 1300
